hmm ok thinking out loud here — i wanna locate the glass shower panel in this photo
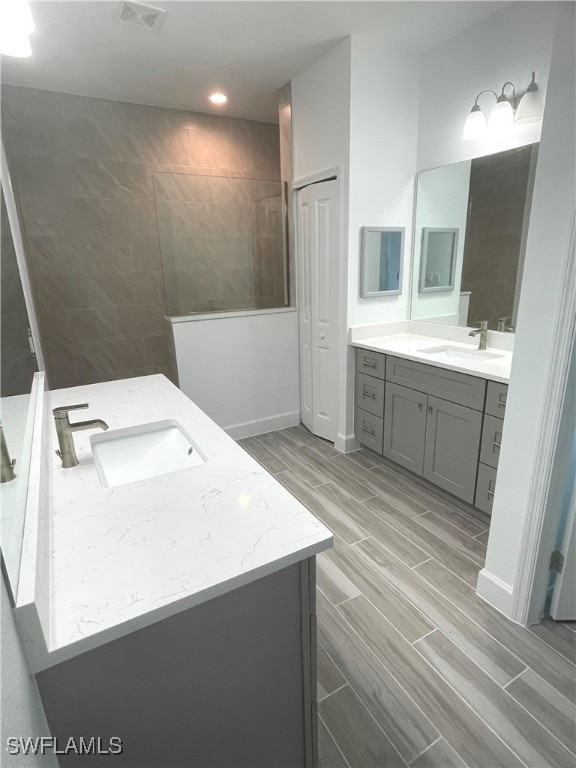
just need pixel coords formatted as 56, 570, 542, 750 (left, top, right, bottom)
154, 173, 287, 316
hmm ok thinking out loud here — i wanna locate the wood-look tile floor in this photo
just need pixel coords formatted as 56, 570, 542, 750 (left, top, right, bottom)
238, 425, 576, 768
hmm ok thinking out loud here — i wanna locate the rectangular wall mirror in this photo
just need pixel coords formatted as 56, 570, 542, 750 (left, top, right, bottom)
410, 143, 539, 330
419, 228, 458, 292
360, 227, 404, 297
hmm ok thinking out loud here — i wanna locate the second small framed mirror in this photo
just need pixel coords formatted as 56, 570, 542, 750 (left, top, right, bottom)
360, 227, 405, 298
419, 227, 459, 293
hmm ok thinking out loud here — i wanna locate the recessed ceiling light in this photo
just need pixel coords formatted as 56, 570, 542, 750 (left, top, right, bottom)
209, 92, 227, 105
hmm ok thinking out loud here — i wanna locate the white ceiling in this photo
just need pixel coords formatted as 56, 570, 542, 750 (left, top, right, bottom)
1, 0, 508, 123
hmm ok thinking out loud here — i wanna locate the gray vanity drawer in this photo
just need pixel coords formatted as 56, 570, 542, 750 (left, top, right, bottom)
386, 355, 486, 411
475, 462, 498, 515
485, 381, 508, 418
479, 414, 504, 469
356, 348, 386, 379
355, 407, 384, 454
356, 372, 385, 417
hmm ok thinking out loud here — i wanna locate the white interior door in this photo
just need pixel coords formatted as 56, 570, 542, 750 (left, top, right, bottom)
296, 179, 339, 442
549, 485, 576, 620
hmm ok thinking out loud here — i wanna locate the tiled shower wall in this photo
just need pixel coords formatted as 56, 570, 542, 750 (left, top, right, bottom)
1, 85, 281, 389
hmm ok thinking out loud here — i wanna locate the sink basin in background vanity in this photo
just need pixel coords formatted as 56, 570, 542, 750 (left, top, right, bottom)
14, 374, 332, 767
351, 325, 511, 514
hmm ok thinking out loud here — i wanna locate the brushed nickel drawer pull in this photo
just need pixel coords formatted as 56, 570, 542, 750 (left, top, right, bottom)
498, 394, 507, 407
363, 391, 376, 399
363, 358, 376, 368
362, 426, 376, 437
492, 440, 502, 450
487, 489, 495, 500
418, 402, 423, 410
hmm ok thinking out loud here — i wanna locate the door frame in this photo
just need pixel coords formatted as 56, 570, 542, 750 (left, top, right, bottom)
512, 211, 576, 624
292, 166, 347, 449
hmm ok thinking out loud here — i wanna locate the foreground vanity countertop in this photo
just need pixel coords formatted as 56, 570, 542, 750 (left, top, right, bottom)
31, 375, 332, 670
351, 332, 513, 383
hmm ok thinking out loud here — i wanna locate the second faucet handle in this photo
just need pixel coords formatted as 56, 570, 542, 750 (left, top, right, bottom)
53, 403, 89, 418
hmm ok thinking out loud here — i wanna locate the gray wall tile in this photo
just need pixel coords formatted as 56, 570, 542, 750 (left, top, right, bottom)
2, 85, 282, 387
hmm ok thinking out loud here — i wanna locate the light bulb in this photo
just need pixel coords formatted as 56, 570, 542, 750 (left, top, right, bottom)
463, 106, 487, 141
488, 99, 514, 135
516, 76, 544, 124
0, 27, 32, 57
0, 0, 35, 57
209, 92, 227, 105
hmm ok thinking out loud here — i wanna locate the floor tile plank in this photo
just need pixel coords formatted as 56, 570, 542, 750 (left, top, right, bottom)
237, 436, 289, 474
276, 471, 368, 545
337, 594, 523, 767
318, 641, 347, 702
415, 628, 576, 767
475, 530, 490, 546
318, 483, 430, 567
412, 511, 487, 567
353, 536, 526, 686
369, 464, 488, 536
506, 668, 576, 753
325, 540, 434, 643
364, 495, 481, 587
317, 553, 361, 606
528, 617, 576, 664
317, 591, 440, 763
298, 446, 375, 501
346, 448, 386, 470
410, 738, 466, 768
415, 559, 576, 705
319, 685, 408, 767
257, 434, 330, 487
285, 424, 339, 459
330, 454, 428, 517
318, 716, 351, 768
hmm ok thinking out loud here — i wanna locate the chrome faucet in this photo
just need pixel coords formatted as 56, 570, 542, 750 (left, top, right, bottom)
53, 403, 108, 468
0, 425, 17, 483
468, 320, 489, 350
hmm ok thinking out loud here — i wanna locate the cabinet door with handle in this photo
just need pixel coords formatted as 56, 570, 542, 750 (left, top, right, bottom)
423, 395, 483, 503
383, 383, 427, 475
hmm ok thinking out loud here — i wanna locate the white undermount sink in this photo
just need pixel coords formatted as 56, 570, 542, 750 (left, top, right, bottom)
418, 345, 505, 365
90, 419, 205, 488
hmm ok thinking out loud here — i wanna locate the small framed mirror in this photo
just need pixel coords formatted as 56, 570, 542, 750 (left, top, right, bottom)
360, 227, 404, 298
419, 227, 459, 292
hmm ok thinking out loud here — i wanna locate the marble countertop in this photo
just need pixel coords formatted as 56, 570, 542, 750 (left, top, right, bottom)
351, 332, 513, 383
25, 375, 332, 671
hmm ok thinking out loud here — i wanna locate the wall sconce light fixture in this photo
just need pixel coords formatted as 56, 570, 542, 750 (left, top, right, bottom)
463, 72, 544, 141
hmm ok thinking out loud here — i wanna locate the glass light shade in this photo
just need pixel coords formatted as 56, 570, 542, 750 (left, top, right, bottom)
463, 107, 487, 141
488, 99, 514, 134
0, 27, 32, 57
516, 89, 544, 124
209, 92, 227, 105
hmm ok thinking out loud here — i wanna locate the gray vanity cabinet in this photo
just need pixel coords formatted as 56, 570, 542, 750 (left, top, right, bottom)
35, 559, 318, 768
422, 396, 483, 503
475, 381, 508, 513
355, 348, 509, 509
383, 383, 427, 474
383, 383, 482, 503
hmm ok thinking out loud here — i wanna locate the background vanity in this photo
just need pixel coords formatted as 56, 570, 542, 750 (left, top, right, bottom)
352, 329, 511, 514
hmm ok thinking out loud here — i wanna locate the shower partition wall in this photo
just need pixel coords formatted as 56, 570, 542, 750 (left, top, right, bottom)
154, 173, 288, 316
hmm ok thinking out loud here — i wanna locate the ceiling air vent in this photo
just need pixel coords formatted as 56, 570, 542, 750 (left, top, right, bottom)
118, 1, 167, 32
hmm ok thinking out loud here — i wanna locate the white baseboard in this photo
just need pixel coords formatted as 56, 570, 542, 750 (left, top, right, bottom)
335, 433, 360, 454
225, 411, 300, 440
476, 568, 515, 618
